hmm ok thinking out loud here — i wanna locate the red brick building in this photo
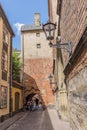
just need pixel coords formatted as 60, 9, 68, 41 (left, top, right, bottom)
58, 0, 87, 129
48, 0, 87, 129
21, 13, 55, 107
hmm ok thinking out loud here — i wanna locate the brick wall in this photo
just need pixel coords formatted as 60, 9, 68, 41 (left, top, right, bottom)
60, 0, 87, 67
60, 0, 87, 129
22, 28, 55, 106
24, 58, 55, 105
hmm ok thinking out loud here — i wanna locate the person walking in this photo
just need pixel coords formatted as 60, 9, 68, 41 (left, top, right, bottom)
27, 101, 30, 111
30, 101, 33, 112
35, 98, 39, 110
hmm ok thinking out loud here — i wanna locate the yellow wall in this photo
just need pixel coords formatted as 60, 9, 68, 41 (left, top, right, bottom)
0, 18, 11, 116
0, 5, 14, 118
12, 87, 23, 112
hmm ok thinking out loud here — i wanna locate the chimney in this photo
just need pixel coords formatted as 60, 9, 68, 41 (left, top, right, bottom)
34, 13, 40, 26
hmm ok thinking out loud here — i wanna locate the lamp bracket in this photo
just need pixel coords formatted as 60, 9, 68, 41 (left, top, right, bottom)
50, 82, 57, 84
49, 42, 72, 56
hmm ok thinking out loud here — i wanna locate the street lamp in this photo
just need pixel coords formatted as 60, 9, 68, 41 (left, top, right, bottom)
43, 22, 56, 40
43, 22, 72, 56
48, 74, 57, 85
48, 74, 58, 93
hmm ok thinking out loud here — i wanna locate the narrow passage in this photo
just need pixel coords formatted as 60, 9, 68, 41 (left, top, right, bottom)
6, 109, 70, 130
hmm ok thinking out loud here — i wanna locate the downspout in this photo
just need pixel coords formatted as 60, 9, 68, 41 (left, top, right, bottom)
9, 36, 13, 117
21, 32, 25, 110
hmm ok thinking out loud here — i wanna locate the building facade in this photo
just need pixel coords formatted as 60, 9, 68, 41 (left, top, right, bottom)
59, 0, 87, 129
0, 4, 14, 122
21, 13, 55, 107
12, 80, 23, 114
48, 0, 87, 129
48, 0, 68, 120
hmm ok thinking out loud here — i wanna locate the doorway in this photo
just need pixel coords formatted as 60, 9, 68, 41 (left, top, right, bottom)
15, 92, 20, 112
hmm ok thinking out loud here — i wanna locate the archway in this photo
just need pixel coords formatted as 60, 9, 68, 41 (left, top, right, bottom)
26, 93, 43, 109
26, 93, 35, 102
26, 93, 42, 103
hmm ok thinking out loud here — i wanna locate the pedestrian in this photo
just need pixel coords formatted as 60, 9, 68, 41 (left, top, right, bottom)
38, 102, 43, 111
35, 98, 39, 110
30, 101, 33, 112
32, 101, 36, 111
27, 101, 30, 111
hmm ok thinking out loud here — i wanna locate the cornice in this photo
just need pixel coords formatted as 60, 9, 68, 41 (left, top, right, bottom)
12, 80, 23, 89
0, 4, 15, 36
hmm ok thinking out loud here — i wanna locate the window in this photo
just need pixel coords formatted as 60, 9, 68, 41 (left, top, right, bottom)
5, 34, 8, 44
36, 44, 41, 48
2, 50, 8, 71
3, 32, 8, 44
36, 32, 40, 37
0, 86, 7, 108
3, 24, 8, 44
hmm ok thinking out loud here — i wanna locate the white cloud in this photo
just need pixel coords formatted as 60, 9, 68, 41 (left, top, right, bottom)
14, 23, 24, 35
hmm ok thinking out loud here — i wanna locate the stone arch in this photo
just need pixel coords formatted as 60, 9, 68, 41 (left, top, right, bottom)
26, 93, 35, 101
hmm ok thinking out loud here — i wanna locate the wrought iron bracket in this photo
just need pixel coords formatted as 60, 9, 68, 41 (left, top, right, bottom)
49, 42, 72, 56
50, 82, 57, 85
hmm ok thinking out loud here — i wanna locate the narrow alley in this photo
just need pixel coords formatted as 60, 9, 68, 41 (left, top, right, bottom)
0, 109, 70, 130
0, 0, 87, 130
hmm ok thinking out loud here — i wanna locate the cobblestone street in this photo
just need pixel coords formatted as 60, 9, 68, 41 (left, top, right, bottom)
1, 109, 70, 130
7, 111, 44, 130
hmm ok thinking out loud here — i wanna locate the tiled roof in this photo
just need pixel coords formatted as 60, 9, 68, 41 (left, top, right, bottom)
21, 24, 43, 31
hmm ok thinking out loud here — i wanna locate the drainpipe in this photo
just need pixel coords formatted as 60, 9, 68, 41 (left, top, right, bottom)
21, 33, 25, 110
9, 36, 13, 117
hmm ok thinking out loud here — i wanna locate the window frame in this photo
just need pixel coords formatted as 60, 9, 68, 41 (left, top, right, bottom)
36, 32, 40, 37
36, 43, 41, 48
0, 86, 7, 109
2, 50, 8, 71
3, 24, 9, 44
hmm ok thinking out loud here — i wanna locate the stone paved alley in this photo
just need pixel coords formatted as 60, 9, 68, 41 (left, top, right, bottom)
0, 109, 70, 130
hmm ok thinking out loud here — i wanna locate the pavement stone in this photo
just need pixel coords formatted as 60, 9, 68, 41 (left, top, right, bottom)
0, 112, 25, 130
45, 108, 70, 130
0, 109, 71, 130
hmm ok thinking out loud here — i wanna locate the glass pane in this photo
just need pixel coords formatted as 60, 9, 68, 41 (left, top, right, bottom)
0, 86, 7, 108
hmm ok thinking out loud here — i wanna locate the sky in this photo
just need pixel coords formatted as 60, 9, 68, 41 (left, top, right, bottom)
0, 0, 48, 50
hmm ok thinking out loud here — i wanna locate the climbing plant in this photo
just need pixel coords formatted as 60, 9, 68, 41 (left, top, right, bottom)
12, 50, 22, 82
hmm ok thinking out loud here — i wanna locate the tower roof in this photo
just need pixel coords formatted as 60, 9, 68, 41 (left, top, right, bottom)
21, 24, 42, 32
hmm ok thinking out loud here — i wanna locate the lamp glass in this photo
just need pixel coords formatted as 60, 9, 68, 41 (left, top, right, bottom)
48, 74, 53, 83
43, 22, 56, 40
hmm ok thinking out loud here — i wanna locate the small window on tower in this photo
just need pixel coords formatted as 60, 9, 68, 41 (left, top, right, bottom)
36, 32, 40, 37
36, 44, 41, 48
